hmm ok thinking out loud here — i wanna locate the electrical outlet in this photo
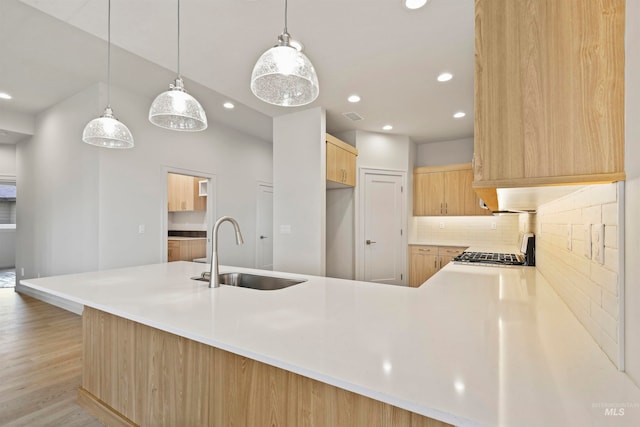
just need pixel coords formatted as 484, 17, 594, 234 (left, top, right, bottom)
584, 224, 592, 259
566, 224, 572, 251
20, 267, 24, 276
138, 224, 145, 234
491, 222, 497, 230
592, 224, 605, 264
439, 222, 445, 229
279, 225, 292, 234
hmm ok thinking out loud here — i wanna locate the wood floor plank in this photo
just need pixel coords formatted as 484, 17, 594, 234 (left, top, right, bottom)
0, 289, 103, 426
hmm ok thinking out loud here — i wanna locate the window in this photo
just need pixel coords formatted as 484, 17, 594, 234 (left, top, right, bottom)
0, 184, 16, 225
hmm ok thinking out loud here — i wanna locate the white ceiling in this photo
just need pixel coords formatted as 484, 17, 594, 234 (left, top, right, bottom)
1, 0, 474, 144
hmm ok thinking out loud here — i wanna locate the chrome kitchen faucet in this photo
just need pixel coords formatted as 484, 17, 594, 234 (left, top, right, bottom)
208, 216, 244, 288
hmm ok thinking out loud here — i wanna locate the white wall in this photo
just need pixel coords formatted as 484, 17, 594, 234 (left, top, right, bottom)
415, 137, 473, 167
624, 0, 640, 386
16, 83, 272, 279
0, 108, 34, 136
273, 107, 326, 276
326, 188, 354, 279
356, 131, 412, 171
0, 144, 17, 178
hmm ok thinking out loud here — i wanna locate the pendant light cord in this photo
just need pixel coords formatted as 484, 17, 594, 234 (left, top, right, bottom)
107, 0, 111, 108
284, 0, 288, 33
177, 0, 181, 77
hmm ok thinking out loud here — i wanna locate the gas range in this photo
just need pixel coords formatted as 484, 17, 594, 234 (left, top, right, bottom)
453, 233, 536, 267
453, 251, 525, 266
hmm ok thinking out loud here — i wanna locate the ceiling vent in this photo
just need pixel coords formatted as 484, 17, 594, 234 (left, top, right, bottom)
342, 111, 363, 121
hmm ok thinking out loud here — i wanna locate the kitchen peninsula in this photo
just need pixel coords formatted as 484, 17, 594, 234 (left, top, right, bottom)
21, 261, 640, 427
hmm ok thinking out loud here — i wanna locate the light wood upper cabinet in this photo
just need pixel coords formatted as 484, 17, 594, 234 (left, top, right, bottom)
414, 163, 490, 216
168, 173, 206, 212
473, 0, 625, 210
326, 133, 358, 188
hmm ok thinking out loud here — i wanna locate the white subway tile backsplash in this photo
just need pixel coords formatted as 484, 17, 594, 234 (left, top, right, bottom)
602, 203, 618, 225
535, 183, 621, 368
412, 215, 519, 246
604, 225, 618, 249
591, 263, 619, 295
602, 290, 619, 320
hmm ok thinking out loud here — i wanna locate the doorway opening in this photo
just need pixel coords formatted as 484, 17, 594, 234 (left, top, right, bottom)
255, 182, 273, 270
163, 169, 216, 264
0, 180, 16, 288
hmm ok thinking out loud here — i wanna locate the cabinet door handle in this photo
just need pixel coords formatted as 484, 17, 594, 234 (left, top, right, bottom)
445, 202, 448, 214
434, 259, 437, 268
440, 202, 443, 214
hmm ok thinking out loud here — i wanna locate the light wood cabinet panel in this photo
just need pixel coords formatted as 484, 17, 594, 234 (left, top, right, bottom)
413, 172, 445, 216
474, 0, 625, 209
81, 307, 452, 427
438, 246, 466, 269
410, 245, 467, 287
167, 173, 206, 212
327, 133, 358, 188
409, 246, 439, 287
167, 240, 180, 262
168, 239, 206, 262
414, 163, 490, 216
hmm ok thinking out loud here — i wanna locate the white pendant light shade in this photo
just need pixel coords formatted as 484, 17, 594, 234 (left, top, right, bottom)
83, 107, 134, 149
149, 0, 207, 131
83, 0, 134, 149
149, 77, 208, 131
251, 43, 319, 107
250, 0, 319, 107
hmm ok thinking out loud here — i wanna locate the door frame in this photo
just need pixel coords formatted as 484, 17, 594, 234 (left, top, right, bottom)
161, 166, 216, 262
255, 181, 274, 269
355, 168, 407, 285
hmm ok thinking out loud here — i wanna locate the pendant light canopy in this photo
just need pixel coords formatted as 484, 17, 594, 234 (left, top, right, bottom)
149, 0, 207, 131
250, 0, 319, 107
83, 0, 134, 149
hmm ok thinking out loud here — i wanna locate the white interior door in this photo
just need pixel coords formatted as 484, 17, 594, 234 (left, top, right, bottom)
256, 183, 273, 270
360, 171, 405, 285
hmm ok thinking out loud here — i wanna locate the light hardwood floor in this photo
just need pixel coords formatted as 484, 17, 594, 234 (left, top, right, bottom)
0, 289, 103, 426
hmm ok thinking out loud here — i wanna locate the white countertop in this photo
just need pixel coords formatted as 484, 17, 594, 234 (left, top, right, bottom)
21, 262, 640, 426
167, 236, 206, 241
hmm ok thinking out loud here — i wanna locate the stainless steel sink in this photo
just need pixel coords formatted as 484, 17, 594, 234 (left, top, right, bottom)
191, 272, 306, 290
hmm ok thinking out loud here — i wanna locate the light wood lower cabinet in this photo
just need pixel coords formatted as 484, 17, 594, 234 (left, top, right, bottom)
167, 239, 206, 262
409, 245, 467, 287
80, 307, 452, 427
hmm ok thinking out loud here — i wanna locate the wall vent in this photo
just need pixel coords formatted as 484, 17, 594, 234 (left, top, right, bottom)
342, 111, 364, 121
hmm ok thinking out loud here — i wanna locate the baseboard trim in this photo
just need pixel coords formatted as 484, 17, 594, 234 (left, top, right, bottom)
15, 282, 83, 315
78, 387, 138, 427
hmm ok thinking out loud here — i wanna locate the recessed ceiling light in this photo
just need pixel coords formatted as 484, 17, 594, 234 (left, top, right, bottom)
453, 112, 466, 119
437, 72, 453, 82
347, 94, 361, 103
403, 0, 428, 10
382, 125, 393, 131
223, 102, 235, 109
0, 92, 12, 100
